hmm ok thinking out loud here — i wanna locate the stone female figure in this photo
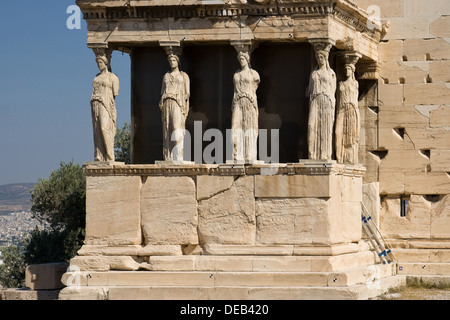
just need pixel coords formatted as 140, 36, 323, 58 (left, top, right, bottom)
307, 48, 336, 160
159, 54, 190, 162
335, 64, 360, 164
231, 51, 260, 162
91, 54, 120, 161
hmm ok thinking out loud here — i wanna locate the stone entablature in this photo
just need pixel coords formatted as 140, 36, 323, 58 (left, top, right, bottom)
76, 0, 385, 65
83, 161, 366, 177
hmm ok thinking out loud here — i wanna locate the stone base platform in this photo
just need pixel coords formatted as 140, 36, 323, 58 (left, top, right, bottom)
59, 263, 401, 300
59, 161, 404, 300
59, 243, 402, 300
387, 241, 450, 277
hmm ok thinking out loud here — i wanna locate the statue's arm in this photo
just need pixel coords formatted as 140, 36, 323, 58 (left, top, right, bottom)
112, 74, 120, 97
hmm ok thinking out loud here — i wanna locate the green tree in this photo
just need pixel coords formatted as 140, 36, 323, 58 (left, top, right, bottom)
28, 161, 86, 263
0, 244, 27, 288
31, 161, 86, 232
24, 227, 83, 265
0, 161, 86, 288
115, 121, 131, 164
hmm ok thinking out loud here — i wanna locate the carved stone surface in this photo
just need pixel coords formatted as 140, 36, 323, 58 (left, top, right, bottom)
90, 54, 119, 161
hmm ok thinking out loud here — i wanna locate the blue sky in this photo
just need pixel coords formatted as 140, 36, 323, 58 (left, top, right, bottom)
0, 1, 131, 185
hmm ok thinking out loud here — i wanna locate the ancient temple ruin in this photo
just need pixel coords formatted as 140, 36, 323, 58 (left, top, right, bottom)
60, 0, 450, 300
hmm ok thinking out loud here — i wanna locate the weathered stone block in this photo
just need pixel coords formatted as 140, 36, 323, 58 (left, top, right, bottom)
379, 150, 430, 174
141, 176, 198, 245
355, 0, 404, 18
403, 0, 450, 17
196, 175, 235, 201
362, 152, 380, 184
328, 195, 362, 244
379, 107, 430, 129
380, 195, 431, 239
404, 83, 450, 106
430, 149, 450, 172
362, 106, 378, 151
255, 198, 329, 245
379, 172, 404, 195
400, 126, 450, 150
430, 15, 450, 38
202, 244, 293, 256
378, 84, 403, 107
254, 174, 331, 198
379, 60, 428, 84
378, 127, 404, 150
337, 175, 363, 202
379, 40, 404, 63
431, 195, 450, 239
383, 17, 431, 40
403, 38, 450, 61
405, 172, 450, 195
25, 263, 69, 290
429, 61, 450, 83
363, 182, 381, 228
430, 104, 450, 127
198, 176, 256, 244
70, 255, 141, 272
85, 176, 141, 245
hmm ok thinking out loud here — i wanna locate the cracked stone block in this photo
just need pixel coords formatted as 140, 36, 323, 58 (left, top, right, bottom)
198, 176, 256, 244
196, 175, 236, 201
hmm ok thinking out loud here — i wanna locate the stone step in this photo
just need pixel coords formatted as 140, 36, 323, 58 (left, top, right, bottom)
70, 250, 379, 273
393, 248, 450, 263
61, 263, 395, 289
405, 275, 450, 288
59, 275, 406, 300
397, 262, 450, 276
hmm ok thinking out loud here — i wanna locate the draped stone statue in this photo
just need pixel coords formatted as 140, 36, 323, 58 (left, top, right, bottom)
90, 54, 120, 162
231, 51, 261, 162
335, 63, 360, 164
307, 43, 336, 160
159, 53, 190, 162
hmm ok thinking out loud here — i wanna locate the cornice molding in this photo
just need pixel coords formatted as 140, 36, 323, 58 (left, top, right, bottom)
82, 162, 366, 177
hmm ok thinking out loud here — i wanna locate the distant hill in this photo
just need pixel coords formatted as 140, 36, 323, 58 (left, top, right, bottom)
0, 183, 35, 215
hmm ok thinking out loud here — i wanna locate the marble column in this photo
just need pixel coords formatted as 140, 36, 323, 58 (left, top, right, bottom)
158, 41, 190, 162
230, 40, 260, 163
335, 51, 362, 164
89, 43, 119, 162
307, 39, 337, 161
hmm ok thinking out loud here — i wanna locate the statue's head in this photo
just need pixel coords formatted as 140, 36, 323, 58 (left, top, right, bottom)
345, 63, 356, 78
315, 50, 329, 66
237, 51, 250, 68
167, 54, 180, 69
96, 55, 109, 71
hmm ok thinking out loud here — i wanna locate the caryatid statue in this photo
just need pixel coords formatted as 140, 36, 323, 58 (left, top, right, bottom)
335, 53, 361, 164
159, 48, 190, 162
307, 41, 337, 160
231, 49, 261, 163
90, 53, 120, 162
